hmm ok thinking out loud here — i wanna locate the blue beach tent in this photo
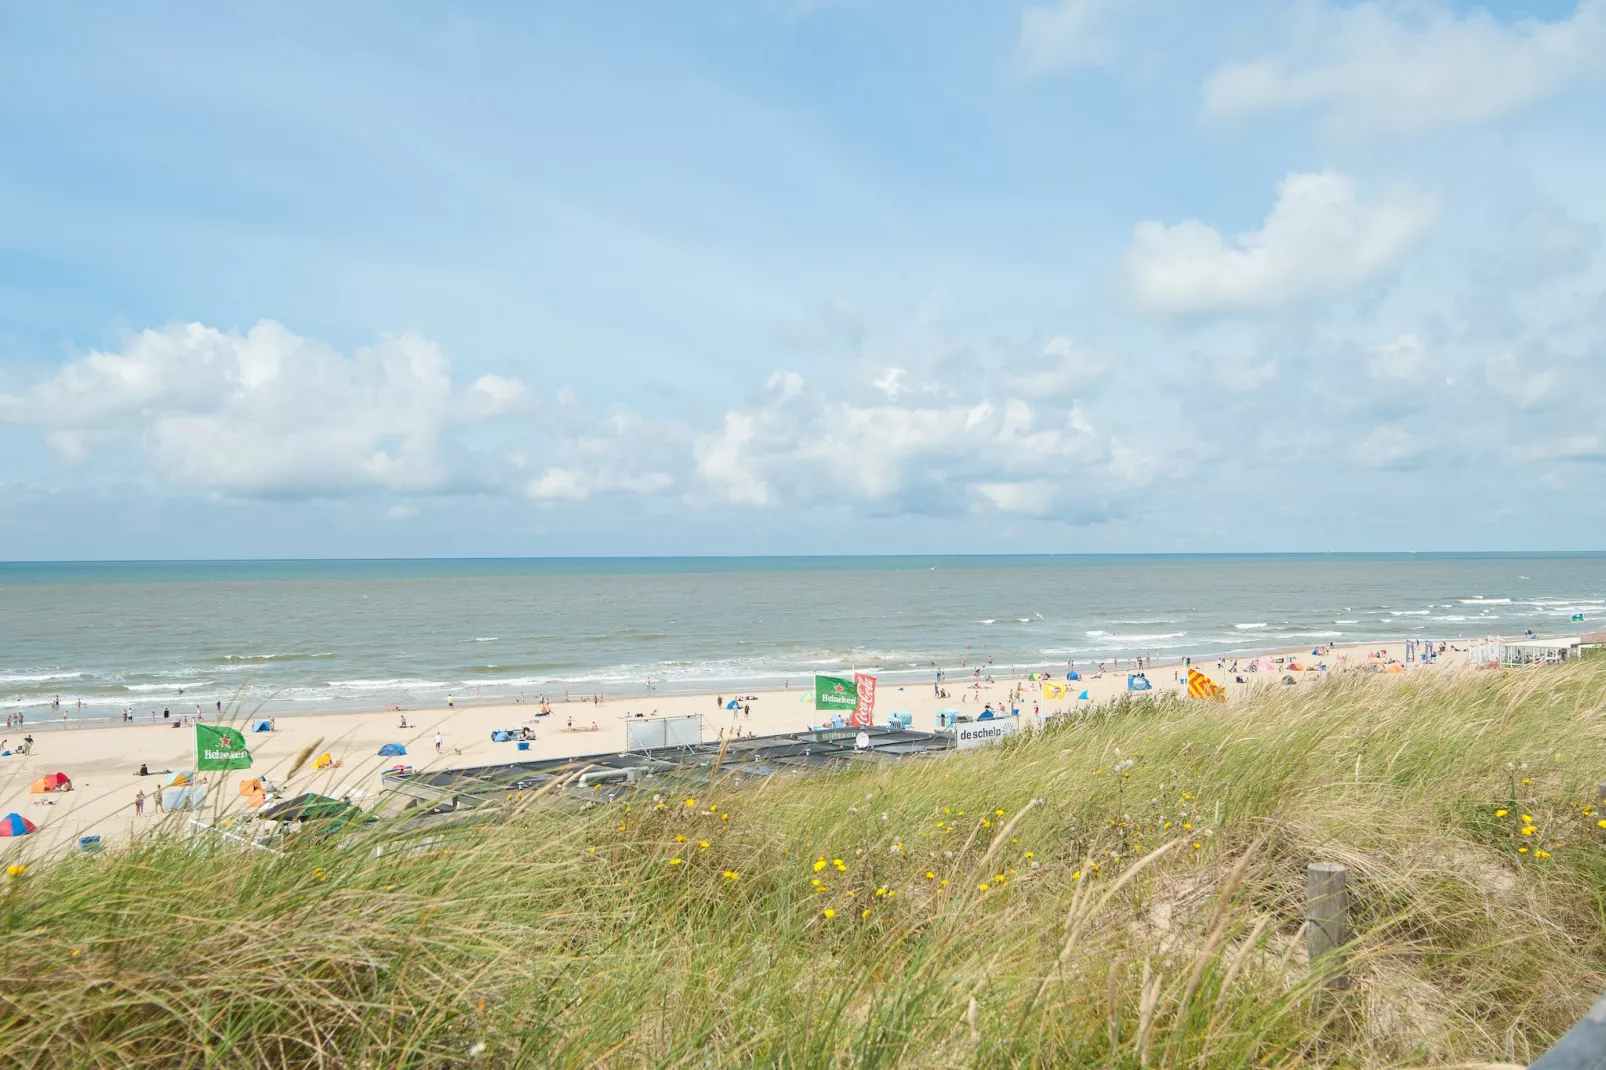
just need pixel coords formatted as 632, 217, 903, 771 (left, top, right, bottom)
1127, 674, 1152, 691
726, 700, 740, 709
490, 730, 513, 742
1067, 672, 1080, 681
252, 720, 272, 733
377, 743, 406, 757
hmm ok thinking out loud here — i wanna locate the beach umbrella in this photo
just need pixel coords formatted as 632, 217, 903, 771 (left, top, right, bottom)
0, 813, 38, 836
165, 771, 192, 787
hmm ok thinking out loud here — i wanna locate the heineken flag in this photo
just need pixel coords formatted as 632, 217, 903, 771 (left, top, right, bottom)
196, 724, 253, 771
814, 675, 858, 712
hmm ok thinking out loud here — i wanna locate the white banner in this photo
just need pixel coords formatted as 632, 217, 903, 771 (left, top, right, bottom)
955, 717, 1022, 750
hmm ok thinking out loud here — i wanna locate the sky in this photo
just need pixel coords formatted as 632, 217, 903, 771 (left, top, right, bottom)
1, 0, 1604, 558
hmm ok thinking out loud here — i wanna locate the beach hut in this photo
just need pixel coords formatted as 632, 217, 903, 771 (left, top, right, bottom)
29, 772, 71, 793
252, 720, 273, 733
312, 752, 334, 770
0, 813, 38, 836
377, 743, 407, 756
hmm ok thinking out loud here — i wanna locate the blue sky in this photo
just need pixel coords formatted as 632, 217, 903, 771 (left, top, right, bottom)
1, 0, 1603, 558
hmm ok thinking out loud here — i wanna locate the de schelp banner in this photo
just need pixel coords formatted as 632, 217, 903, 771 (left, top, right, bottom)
814, 675, 858, 711
196, 724, 253, 771
851, 672, 876, 727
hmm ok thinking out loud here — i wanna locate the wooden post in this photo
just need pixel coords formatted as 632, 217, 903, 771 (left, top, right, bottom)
1596, 783, 1605, 806
1306, 862, 1350, 990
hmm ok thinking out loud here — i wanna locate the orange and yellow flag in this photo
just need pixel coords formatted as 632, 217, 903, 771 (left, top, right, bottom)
1186, 668, 1224, 700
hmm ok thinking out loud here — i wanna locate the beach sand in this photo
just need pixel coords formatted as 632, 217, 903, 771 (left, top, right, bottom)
0, 639, 1449, 857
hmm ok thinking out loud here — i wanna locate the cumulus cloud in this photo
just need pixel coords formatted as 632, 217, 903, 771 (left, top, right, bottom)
1201, 0, 1606, 137
1018, 0, 1122, 74
691, 368, 1157, 521
1125, 171, 1436, 315
0, 321, 525, 498
1367, 334, 1430, 381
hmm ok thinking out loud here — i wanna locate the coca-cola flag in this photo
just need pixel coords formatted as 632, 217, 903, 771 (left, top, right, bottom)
851, 672, 876, 727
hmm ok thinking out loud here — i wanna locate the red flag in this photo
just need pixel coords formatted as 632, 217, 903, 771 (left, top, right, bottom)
851, 672, 876, 727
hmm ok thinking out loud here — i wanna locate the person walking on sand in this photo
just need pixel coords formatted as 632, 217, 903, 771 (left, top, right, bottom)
134, 790, 144, 816
153, 788, 164, 813
435, 732, 444, 754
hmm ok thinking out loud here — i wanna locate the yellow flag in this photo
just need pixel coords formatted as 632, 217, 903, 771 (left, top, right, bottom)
1186, 668, 1224, 700
1042, 681, 1068, 700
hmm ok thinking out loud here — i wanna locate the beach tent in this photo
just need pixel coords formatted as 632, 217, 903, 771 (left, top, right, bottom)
252, 720, 272, 733
378, 743, 407, 756
165, 771, 192, 788
238, 777, 262, 796
162, 785, 206, 810
259, 793, 358, 823
1386, 664, 1404, 674
1288, 662, 1304, 671
490, 730, 513, 742
0, 813, 38, 836
29, 772, 71, 793
312, 752, 334, 770
1067, 672, 1080, 681
725, 700, 740, 709
1127, 674, 1152, 691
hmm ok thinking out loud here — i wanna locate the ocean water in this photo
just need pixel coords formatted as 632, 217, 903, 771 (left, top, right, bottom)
2, 554, 1603, 727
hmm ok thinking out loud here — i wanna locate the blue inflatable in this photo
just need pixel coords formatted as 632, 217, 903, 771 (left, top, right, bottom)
1127, 674, 1153, 691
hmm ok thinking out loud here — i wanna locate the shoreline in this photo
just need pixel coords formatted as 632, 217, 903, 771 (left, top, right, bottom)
0, 632, 1523, 733
0, 634, 1533, 860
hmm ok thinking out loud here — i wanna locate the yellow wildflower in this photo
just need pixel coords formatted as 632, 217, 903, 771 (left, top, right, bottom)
875, 886, 888, 896
1024, 851, 1035, 859
1597, 819, 1606, 829
723, 871, 739, 880
1072, 870, 1083, 880
1534, 850, 1551, 859
924, 871, 935, 880
685, 798, 696, 807
6, 864, 27, 878
668, 858, 683, 866
1495, 809, 1508, 817
814, 858, 827, 872
979, 883, 990, 891
833, 858, 846, 871
861, 908, 871, 918
823, 908, 836, 919
1192, 842, 1202, 850
698, 841, 709, 849
1521, 814, 1532, 823
995, 809, 1005, 817
675, 834, 687, 843
1521, 826, 1536, 836
1518, 847, 1529, 854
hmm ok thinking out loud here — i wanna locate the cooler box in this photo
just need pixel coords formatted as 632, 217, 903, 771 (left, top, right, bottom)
517, 741, 530, 751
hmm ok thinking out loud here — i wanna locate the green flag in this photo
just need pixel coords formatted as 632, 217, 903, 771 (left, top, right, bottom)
196, 724, 253, 771
814, 675, 858, 712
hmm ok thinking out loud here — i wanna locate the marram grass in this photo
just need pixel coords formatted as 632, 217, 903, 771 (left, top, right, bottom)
2, 660, 1605, 1068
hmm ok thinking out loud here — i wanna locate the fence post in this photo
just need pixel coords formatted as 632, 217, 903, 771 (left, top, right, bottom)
1306, 862, 1350, 989
1596, 783, 1605, 806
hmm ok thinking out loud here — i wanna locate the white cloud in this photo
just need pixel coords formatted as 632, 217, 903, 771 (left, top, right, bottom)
1352, 425, 1430, 470
0, 321, 525, 498
691, 371, 1155, 521
1201, 0, 1606, 137
1005, 336, 1106, 395
1125, 171, 1436, 314
1367, 333, 1429, 381
1018, 0, 1122, 74
527, 467, 590, 501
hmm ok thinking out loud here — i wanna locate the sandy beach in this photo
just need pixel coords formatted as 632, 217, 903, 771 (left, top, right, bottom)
0, 638, 1462, 857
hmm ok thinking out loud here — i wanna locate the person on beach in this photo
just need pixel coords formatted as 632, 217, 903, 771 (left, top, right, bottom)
435, 732, 443, 753
153, 789, 164, 813
134, 790, 144, 816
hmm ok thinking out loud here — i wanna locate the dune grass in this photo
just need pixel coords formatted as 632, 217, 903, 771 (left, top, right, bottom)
2, 659, 1605, 1067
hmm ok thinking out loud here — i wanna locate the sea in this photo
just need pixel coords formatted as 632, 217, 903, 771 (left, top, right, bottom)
2, 554, 1602, 728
